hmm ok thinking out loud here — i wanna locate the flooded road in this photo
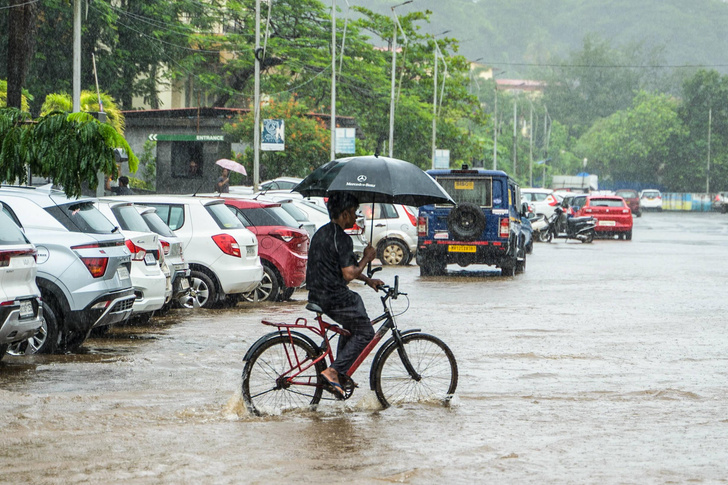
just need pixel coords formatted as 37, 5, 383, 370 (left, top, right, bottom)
2, 211, 728, 484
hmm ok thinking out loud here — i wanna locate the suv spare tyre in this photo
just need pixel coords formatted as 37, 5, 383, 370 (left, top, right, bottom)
447, 203, 486, 241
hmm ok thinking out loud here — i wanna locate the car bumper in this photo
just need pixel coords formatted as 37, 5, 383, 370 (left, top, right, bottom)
0, 298, 43, 344
418, 240, 512, 265
277, 253, 307, 289
594, 219, 632, 233
216, 259, 265, 295
130, 264, 168, 313
68, 289, 136, 332
171, 269, 191, 299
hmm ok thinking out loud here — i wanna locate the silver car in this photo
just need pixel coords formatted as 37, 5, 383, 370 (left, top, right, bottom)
0, 186, 135, 354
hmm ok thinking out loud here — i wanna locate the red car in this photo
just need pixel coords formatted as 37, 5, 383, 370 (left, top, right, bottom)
223, 198, 309, 302
614, 189, 642, 217
573, 195, 633, 240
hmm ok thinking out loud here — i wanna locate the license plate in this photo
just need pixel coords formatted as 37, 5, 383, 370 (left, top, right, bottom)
117, 265, 130, 280
454, 181, 474, 190
144, 253, 157, 265
180, 277, 190, 290
598, 220, 616, 226
19, 300, 34, 319
448, 245, 476, 253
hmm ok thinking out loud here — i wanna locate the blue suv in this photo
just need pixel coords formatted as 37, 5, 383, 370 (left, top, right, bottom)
416, 166, 527, 276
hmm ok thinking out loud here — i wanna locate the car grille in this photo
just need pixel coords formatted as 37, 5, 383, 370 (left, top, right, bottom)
110, 298, 134, 313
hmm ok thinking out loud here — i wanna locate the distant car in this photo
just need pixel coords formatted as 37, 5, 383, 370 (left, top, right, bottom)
573, 195, 634, 240
614, 189, 642, 217
0, 186, 135, 354
223, 198, 309, 302
712, 191, 728, 213
361, 203, 418, 265
0, 209, 43, 361
259, 177, 303, 192
521, 188, 561, 218
640, 189, 663, 212
113, 195, 263, 309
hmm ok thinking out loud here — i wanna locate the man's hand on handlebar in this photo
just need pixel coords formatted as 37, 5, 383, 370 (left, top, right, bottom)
367, 278, 385, 292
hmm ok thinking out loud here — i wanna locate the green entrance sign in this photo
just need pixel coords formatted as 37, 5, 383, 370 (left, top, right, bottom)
148, 134, 226, 142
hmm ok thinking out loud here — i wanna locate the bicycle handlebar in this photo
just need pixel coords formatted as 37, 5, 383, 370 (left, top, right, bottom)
377, 275, 406, 300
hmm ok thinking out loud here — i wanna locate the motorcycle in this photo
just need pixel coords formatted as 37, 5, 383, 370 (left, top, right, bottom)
540, 205, 596, 243
529, 213, 549, 242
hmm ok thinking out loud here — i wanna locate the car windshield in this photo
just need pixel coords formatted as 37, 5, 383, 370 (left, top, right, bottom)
0, 210, 30, 244
111, 204, 151, 232
206, 202, 244, 230
436, 177, 493, 207
615, 190, 637, 198
141, 211, 176, 237
46, 201, 117, 234
279, 202, 308, 222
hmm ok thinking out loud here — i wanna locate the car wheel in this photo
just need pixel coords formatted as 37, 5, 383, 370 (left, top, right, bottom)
418, 253, 446, 276
516, 251, 526, 274
378, 239, 409, 266
500, 260, 516, 276
179, 270, 217, 309
7, 300, 59, 355
278, 286, 295, 301
625, 230, 632, 241
241, 264, 280, 302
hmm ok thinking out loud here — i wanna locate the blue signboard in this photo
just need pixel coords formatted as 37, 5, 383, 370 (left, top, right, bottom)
336, 128, 356, 154
262, 119, 285, 151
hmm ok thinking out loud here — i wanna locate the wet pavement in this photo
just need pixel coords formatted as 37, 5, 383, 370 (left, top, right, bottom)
1, 211, 728, 484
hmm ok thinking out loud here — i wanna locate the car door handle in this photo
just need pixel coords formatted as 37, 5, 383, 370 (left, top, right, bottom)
375, 223, 386, 227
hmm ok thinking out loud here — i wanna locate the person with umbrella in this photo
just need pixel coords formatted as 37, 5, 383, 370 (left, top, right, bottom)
216, 168, 230, 193
307, 192, 385, 396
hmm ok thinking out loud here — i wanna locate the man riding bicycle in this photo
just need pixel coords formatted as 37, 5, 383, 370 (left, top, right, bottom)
306, 192, 384, 396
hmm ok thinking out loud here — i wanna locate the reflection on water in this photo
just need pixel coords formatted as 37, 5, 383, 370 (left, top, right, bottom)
1, 213, 727, 483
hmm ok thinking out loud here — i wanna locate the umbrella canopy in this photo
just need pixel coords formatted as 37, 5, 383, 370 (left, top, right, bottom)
215, 158, 247, 175
293, 155, 453, 207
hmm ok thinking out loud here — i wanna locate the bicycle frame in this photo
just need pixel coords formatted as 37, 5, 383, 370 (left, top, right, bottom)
259, 278, 422, 389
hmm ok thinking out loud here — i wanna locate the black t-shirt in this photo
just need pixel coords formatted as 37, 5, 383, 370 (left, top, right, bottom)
306, 222, 358, 306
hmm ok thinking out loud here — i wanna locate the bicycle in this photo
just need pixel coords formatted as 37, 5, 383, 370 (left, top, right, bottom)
241, 274, 458, 415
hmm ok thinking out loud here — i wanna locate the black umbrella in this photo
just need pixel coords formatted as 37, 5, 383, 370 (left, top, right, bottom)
292, 155, 454, 207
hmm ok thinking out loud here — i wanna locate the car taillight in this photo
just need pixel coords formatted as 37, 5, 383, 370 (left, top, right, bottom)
345, 223, 363, 235
417, 216, 428, 237
402, 206, 417, 226
499, 218, 510, 238
125, 239, 147, 261
212, 234, 241, 257
0, 249, 37, 267
160, 240, 170, 255
80, 257, 108, 278
269, 228, 301, 243
547, 195, 559, 206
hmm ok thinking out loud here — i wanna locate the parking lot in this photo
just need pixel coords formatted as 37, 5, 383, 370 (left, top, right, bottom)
1, 211, 727, 484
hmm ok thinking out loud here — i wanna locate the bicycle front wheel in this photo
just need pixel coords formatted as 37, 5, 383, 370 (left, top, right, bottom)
372, 333, 458, 408
242, 335, 326, 416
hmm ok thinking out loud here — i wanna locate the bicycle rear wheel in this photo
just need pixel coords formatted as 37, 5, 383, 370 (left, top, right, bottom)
372, 333, 458, 408
242, 335, 325, 416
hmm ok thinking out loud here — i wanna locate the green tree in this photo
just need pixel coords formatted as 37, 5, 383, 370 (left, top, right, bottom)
40, 90, 125, 134
0, 107, 138, 197
223, 97, 330, 180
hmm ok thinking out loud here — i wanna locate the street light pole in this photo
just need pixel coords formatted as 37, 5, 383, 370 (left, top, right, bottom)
330, 0, 337, 161
388, 0, 413, 158
253, 0, 261, 191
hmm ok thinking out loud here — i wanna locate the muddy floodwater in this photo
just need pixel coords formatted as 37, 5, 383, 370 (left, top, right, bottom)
1, 212, 728, 484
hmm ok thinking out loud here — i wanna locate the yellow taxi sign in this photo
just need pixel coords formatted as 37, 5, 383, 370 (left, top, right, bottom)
454, 181, 474, 190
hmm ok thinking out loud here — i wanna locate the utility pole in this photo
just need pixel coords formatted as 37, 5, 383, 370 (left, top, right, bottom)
73, 0, 81, 112
330, 0, 337, 161
388, 0, 412, 158
707, 106, 712, 193
529, 100, 533, 187
493, 84, 498, 170
254, 0, 261, 191
431, 46, 438, 169
512, 98, 517, 177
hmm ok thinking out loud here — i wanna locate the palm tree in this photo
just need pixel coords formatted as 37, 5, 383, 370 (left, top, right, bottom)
40, 91, 125, 134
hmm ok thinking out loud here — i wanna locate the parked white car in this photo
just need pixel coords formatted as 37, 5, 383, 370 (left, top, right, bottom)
640, 189, 663, 211
136, 206, 190, 304
96, 200, 168, 321
360, 203, 418, 265
113, 195, 263, 308
521, 188, 562, 218
0, 209, 43, 361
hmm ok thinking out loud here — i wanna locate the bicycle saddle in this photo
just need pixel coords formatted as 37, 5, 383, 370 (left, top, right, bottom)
306, 302, 324, 314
